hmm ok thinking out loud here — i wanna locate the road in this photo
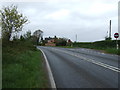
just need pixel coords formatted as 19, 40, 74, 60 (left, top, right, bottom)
37, 46, 119, 88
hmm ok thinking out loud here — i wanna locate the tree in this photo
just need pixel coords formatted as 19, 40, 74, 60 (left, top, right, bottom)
26, 31, 31, 39
24, 30, 31, 40
0, 5, 28, 41
105, 36, 112, 41
67, 39, 72, 46
33, 29, 43, 45
20, 35, 25, 41
56, 38, 67, 46
20, 31, 31, 41
54, 35, 58, 43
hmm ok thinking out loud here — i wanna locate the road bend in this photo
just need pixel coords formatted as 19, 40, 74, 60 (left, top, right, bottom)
37, 46, 119, 88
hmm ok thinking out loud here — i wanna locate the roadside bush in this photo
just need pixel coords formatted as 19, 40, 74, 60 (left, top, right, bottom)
56, 38, 67, 46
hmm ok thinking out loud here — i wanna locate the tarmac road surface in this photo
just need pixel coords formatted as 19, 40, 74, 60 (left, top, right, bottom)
37, 46, 119, 88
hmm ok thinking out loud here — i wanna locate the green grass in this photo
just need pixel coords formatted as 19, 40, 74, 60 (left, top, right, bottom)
72, 40, 120, 55
105, 48, 119, 55
57, 40, 120, 55
2, 41, 49, 88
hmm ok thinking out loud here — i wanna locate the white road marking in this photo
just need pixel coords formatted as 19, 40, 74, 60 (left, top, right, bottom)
50, 47, 120, 73
37, 47, 57, 89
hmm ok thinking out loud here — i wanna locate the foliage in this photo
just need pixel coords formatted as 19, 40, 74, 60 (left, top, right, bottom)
20, 35, 25, 41
2, 5, 48, 88
73, 40, 120, 55
106, 48, 119, 55
105, 37, 112, 40
0, 5, 28, 41
32, 29, 43, 45
24, 30, 31, 39
56, 38, 67, 46
19, 30, 31, 41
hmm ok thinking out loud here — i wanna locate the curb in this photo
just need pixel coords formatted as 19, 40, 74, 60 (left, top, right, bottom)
37, 47, 57, 89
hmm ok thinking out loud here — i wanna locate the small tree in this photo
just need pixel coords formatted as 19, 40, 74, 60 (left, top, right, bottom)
105, 36, 112, 41
54, 35, 58, 43
33, 30, 43, 45
0, 5, 28, 41
23, 30, 31, 40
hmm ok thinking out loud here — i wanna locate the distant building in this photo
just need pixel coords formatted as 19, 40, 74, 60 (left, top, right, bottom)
44, 36, 72, 46
45, 38, 56, 46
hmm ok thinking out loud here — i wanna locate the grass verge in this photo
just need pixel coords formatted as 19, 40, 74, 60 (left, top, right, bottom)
71, 40, 120, 55
59, 46, 119, 55
105, 48, 120, 55
2, 41, 49, 88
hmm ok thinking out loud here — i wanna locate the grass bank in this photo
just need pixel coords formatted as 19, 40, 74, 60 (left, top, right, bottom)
2, 41, 49, 88
56, 40, 120, 55
73, 40, 120, 55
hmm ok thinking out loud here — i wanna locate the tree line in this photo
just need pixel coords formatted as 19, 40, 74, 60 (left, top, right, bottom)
0, 5, 73, 47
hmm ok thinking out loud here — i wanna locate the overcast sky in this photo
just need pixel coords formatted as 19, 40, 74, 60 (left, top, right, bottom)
0, 0, 119, 42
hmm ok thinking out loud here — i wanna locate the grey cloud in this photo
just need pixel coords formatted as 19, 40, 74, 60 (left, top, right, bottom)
0, 0, 118, 42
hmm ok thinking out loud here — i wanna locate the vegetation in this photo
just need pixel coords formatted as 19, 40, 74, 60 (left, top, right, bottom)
73, 40, 120, 55
0, 5, 28, 41
57, 40, 120, 55
2, 41, 49, 88
1, 5, 49, 88
105, 37, 112, 41
42, 36, 68, 46
32, 30, 43, 45
1, 4, 119, 88
56, 38, 67, 46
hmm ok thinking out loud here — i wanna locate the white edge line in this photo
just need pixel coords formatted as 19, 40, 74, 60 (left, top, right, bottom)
37, 47, 57, 89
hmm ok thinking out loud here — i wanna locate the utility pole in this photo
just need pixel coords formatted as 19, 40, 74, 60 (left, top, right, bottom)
109, 20, 112, 39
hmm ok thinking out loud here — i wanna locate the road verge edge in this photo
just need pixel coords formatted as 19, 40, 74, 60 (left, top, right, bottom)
37, 47, 57, 89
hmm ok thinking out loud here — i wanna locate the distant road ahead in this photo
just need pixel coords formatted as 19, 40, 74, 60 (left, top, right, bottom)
37, 46, 119, 88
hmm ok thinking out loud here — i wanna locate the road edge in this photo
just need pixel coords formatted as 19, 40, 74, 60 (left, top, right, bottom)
37, 47, 57, 89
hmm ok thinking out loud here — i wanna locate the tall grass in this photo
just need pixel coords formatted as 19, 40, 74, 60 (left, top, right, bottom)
2, 41, 49, 88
